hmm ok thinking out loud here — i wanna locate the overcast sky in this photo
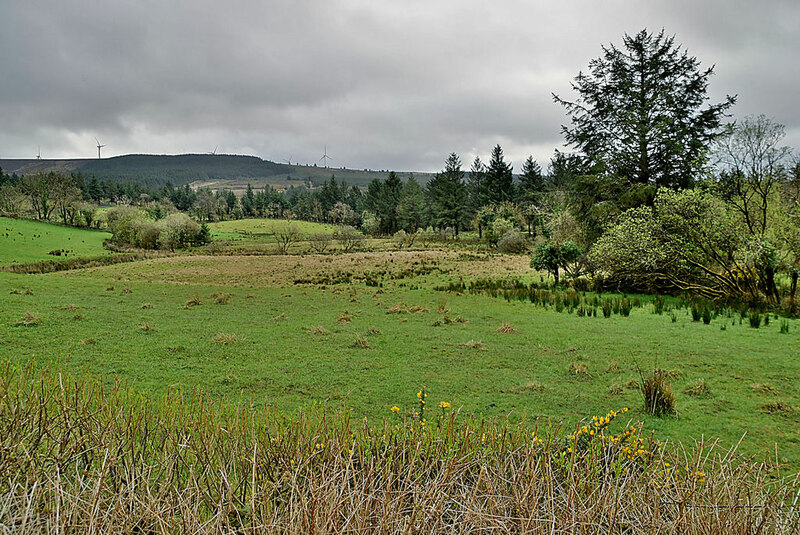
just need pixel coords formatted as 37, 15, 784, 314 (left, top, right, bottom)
1, 0, 797, 172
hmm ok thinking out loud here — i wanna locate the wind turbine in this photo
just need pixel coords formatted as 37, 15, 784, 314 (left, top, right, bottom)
319, 146, 332, 167
95, 137, 106, 159
37, 146, 41, 159
283, 155, 293, 165
207, 145, 218, 155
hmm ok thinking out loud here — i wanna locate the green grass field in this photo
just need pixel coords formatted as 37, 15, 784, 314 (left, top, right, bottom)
207, 218, 336, 241
2, 249, 799, 466
0, 217, 112, 266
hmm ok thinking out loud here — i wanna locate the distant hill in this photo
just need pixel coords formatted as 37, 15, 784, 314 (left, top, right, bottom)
0, 154, 433, 189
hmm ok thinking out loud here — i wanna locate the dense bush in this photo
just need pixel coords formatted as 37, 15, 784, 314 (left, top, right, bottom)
497, 230, 528, 253
105, 206, 209, 250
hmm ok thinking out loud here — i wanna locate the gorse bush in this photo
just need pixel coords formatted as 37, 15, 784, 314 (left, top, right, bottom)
1, 362, 797, 533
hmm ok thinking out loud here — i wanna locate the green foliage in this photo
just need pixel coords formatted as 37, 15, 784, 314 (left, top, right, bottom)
484, 145, 514, 204
531, 241, 582, 285
554, 29, 735, 188
589, 188, 776, 301
426, 154, 468, 235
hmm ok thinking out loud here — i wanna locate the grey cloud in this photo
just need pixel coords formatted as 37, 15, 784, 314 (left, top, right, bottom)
1, 0, 798, 170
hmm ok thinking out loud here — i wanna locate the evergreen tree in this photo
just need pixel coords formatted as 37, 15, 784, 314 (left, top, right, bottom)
554, 28, 735, 188
485, 145, 514, 204
517, 156, 545, 201
241, 183, 256, 216
398, 175, 426, 232
467, 156, 488, 213
426, 153, 468, 235
365, 173, 403, 234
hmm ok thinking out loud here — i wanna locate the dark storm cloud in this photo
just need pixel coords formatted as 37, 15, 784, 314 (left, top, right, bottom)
1, 0, 798, 170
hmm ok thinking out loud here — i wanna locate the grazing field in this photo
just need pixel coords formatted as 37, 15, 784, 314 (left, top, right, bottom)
0, 216, 112, 266
207, 218, 336, 242
2, 249, 799, 468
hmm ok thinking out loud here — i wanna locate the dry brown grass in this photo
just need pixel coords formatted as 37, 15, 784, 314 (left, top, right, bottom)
80, 337, 96, 345
570, 361, 589, 376
496, 322, 518, 334
184, 294, 203, 308
461, 339, 486, 351
350, 334, 371, 349
78, 250, 533, 289
211, 292, 231, 304
15, 311, 40, 327
752, 383, 779, 395
760, 401, 794, 415
140, 302, 153, 309
337, 311, 353, 324
213, 333, 238, 344
306, 325, 329, 335
139, 322, 154, 332
1, 362, 797, 534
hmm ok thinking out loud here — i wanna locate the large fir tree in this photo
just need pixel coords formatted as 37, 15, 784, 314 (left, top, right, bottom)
554, 29, 735, 189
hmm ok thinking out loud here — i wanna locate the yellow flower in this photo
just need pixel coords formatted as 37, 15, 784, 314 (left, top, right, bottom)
391, 406, 400, 413
439, 401, 451, 409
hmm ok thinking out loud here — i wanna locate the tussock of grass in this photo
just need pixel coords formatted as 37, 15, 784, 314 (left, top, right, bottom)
80, 337, 96, 345
0, 362, 796, 533
496, 322, 518, 334
184, 295, 203, 308
751, 383, 779, 395
213, 333, 238, 344
211, 292, 231, 304
15, 311, 40, 327
337, 311, 353, 324
60, 304, 78, 311
760, 401, 794, 415
306, 325, 329, 335
640, 368, 677, 417
684, 379, 712, 398
140, 322, 154, 332
350, 334, 371, 349
461, 339, 486, 350
121, 287, 132, 294
433, 315, 467, 326
570, 361, 589, 375
141, 302, 153, 309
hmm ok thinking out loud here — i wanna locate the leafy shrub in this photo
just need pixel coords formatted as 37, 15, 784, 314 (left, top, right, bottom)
749, 311, 762, 328
308, 233, 332, 253
497, 230, 528, 254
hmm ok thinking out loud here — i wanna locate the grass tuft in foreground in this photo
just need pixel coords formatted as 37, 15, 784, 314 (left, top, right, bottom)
0, 362, 798, 533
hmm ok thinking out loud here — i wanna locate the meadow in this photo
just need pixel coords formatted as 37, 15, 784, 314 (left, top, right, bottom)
0, 216, 112, 266
2, 246, 799, 467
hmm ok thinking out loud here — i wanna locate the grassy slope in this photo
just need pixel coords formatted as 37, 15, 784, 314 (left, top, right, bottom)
1, 253, 798, 465
0, 217, 112, 266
